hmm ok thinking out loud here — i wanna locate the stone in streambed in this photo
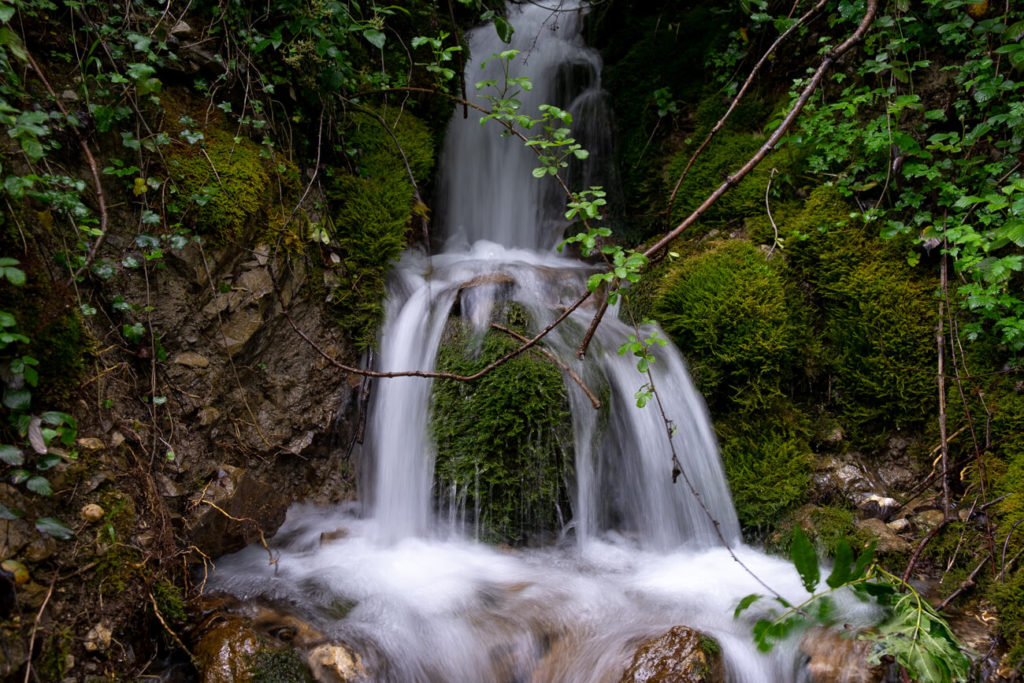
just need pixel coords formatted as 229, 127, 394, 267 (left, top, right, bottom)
620, 625, 722, 682
800, 627, 884, 682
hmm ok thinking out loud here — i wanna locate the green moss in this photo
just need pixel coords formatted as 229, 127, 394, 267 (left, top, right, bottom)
342, 106, 436, 185
785, 185, 934, 441
654, 239, 811, 414
718, 427, 812, 532
430, 307, 573, 545
247, 647, 313, 683
323, 107, 435, 350
39, 626, 72, 681
991, 569, 1024, 664
167, 129, 272, 243
153, 579, 186, 624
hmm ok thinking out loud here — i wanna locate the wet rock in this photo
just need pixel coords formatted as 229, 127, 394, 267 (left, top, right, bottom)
173, 351, 210, 368
22, 533, 56, 562
913, 508, 946, 532
0, 623, 28, 678
186, 465, 289, 558
800, 627, 884, 682
886, 518, 911, 534
84, 621, 113, 652
193, 618, 261, 683
813, 456, 881, 506
620, 626, 722, 682
0, 518, 35, 559
858, 494, 900, 521
855, 518, 912, 554
308, 643, 367, 682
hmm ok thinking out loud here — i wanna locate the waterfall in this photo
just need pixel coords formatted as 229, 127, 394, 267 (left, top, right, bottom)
207, 3, 869, 680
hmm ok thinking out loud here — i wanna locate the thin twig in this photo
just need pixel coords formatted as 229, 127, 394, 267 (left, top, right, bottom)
765, 167, 781, 257
148, 592, 196, 665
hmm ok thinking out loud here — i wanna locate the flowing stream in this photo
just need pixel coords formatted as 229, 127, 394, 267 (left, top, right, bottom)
210, 3, 871, 680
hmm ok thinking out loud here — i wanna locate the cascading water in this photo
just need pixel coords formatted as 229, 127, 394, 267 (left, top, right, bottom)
209, 2, 872, 680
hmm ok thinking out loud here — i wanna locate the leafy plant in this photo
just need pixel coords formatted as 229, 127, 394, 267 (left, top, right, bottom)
737, 528, 972, 682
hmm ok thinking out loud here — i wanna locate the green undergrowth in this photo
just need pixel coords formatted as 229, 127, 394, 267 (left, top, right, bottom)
325, 107, 436, 350
430, 305, 572, 545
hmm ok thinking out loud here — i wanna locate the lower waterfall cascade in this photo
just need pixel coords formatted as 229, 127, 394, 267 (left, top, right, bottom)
209, 2, 877, 680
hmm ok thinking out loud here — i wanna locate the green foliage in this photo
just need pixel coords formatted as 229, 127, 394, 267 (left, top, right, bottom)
654, 239, 809, 413
431, 310, 573, 544
738, 530, 971, 682
153, 579, 187, 624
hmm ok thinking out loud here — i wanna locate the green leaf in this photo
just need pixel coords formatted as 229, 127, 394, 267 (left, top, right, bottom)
3, 387, 30, 411
734, 593, 762, 618
0, 5, 15, 23
791, 527, 820, 592
2, 265, 25, 285
0, 503, 22, 520
35, 516, 74, 539
0, 444, 24, 465
853, 540, 875, 578
363, 29, 386, 49
36, 453, 61, 470
10, 468, 30, 484
25, 475, 52, 496
494, 17, 514, 44
826, 540, 853, 588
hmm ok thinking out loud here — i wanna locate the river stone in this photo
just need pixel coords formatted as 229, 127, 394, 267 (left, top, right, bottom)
857, 494, 900, 521
0, 518, 34, 559
800, 627, 884, 682
186, 465, 289, 558
620, 626, 722, 682
913, 508, 946, 531
194, 618, 261, 683
307, 643, 367, 682
855, 518, 912, 554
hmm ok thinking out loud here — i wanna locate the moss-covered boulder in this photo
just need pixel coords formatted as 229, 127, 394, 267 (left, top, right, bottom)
430, 309, 573, 545
167, 129, 275, 243
654, 239, 811, 413
325, 107, 436, 350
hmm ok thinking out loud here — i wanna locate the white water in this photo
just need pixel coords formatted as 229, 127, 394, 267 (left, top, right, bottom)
209, 2, 869, 680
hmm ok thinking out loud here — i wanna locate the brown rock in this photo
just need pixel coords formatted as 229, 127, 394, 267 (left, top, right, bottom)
801, 627, 884, 682
80, 503, 105, 523
620, 626, 722, 682
193, 619, 261, 683
187, 465, 290, 558
855, 518, 912, 554
76, 437, 105, 450
219, 308, 262, 356
173, 351, 211, 368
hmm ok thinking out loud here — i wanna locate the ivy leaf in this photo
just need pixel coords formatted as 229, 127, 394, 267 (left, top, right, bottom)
3, 387, 31, 411
363, 29, 386, 50
35, 516, 74, 539
0, 503, 22, 520
791, 526, 820, 592
25, 475, 52, 496
0, 444, 24, 466
36, 454, 61, 470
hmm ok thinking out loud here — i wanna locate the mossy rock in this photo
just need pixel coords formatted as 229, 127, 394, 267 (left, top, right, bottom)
654, 239, 811, 414
717, 425, 813, 533
323, 107, 436, 350
784, 185, 935, 441
167, 129, 273, 243
341, 106, 436, 186
430, 309, 573, 545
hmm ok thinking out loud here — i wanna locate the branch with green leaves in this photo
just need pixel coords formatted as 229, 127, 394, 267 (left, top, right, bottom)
736, 528, 972, 683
